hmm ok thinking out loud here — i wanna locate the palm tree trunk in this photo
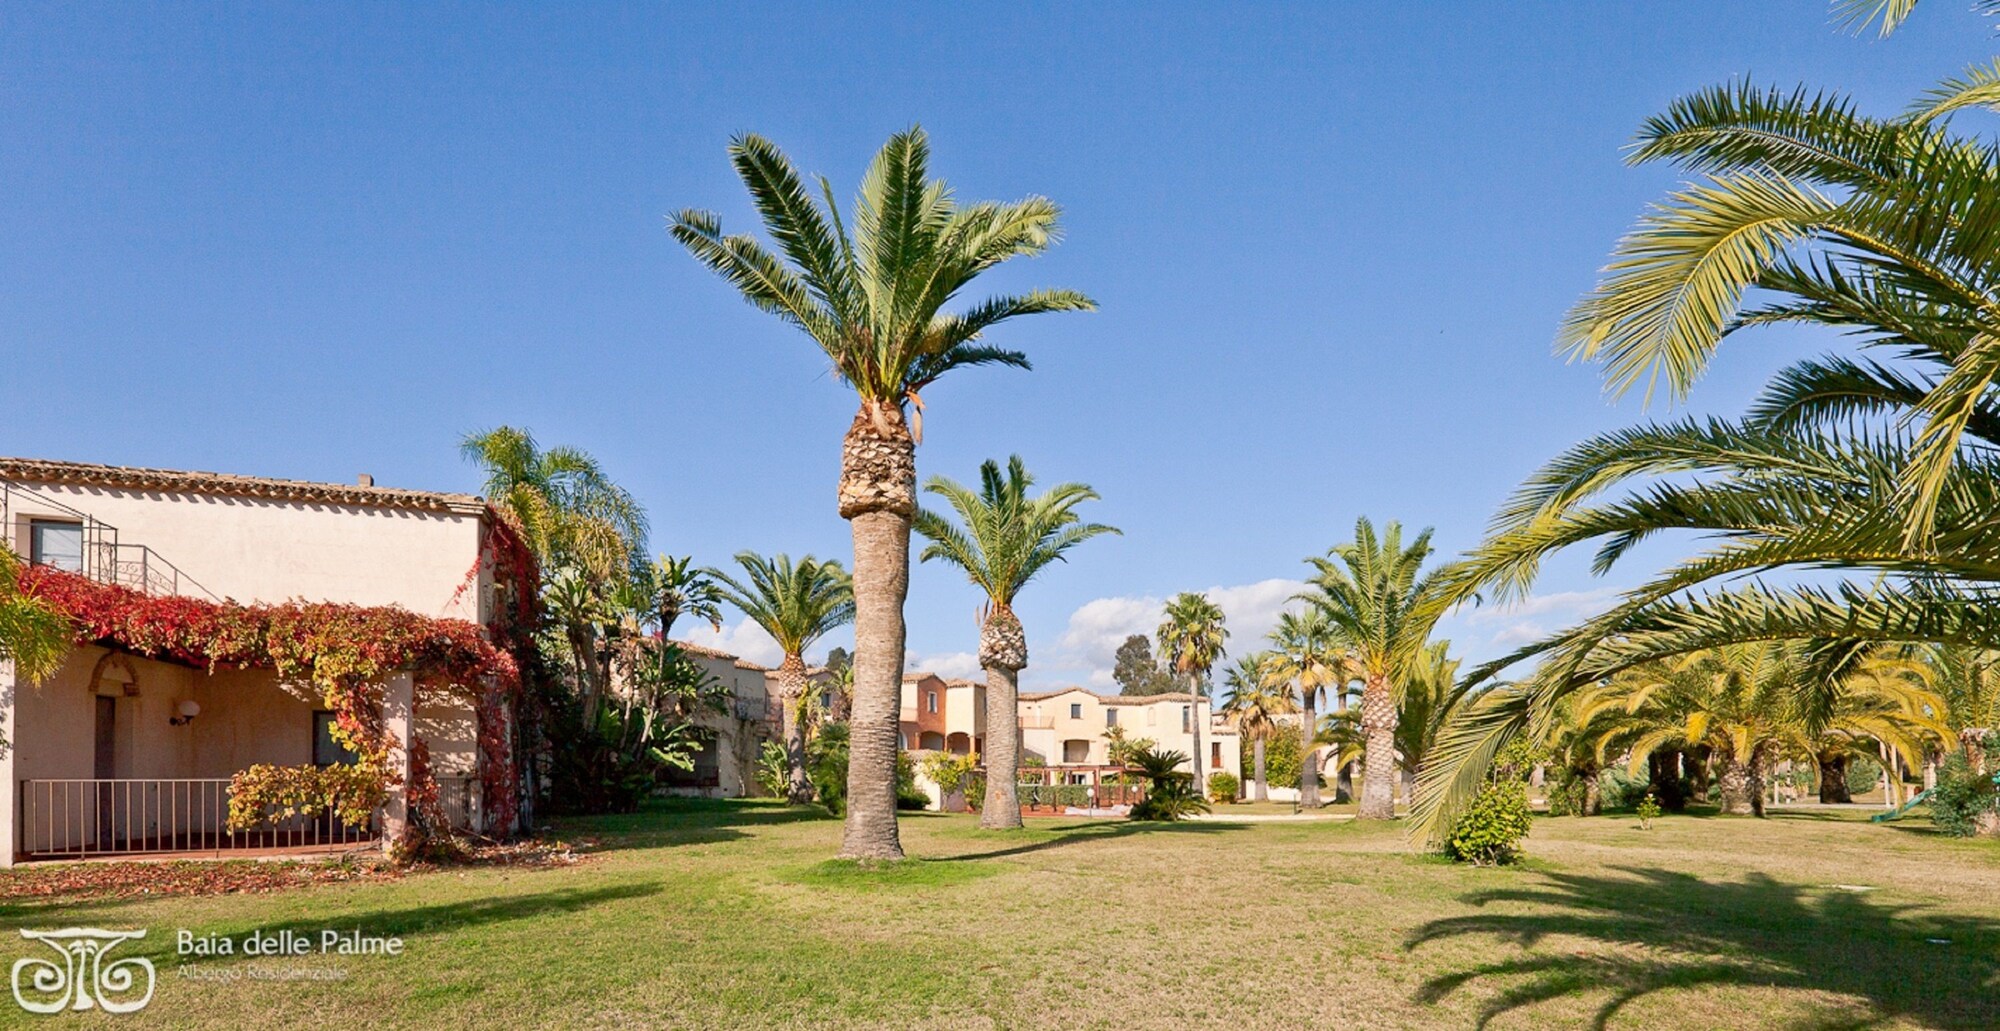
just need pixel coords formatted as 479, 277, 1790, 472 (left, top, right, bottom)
1817, 753, 1852, 804
1298, 687, 1319, 808
1253, 738, 1268, 802
1716, 743, 1757, 815
778, 655, 813, 805
978, 607, 1028, 830
1358, 674, 1398, 820
837, 408, 914, 861
981, 663, 1024, 829
1188, 673, 1205, 803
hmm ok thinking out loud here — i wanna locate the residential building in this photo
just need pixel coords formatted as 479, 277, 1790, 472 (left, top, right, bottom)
0, 457, 515, 863
659, 640, 783, 798
1017, 687, 1240, 783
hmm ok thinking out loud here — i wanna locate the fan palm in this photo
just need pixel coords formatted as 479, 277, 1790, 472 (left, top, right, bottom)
1158, 592, 1228, 794
708, 552, 856, 804
461, 427, 646, 584
1221, 651, 1296, 802
1, 545, 70, 685
672, 129, 1093, 859
1262, 609, 1345, 807
912, 455, 1118, 829
1305, 518, 1445, 820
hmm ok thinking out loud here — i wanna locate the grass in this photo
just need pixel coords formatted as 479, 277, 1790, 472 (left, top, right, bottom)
0, 800, 1995, 1028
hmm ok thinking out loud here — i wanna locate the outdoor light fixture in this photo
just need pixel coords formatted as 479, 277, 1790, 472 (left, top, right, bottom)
169, 699, 201, 726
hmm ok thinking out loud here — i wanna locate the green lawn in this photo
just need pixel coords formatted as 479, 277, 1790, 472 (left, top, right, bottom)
2, 800, 1996, 1028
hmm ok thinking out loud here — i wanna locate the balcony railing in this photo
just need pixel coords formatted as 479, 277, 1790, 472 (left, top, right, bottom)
20, 778, 379, 859
0, 481, 219, 600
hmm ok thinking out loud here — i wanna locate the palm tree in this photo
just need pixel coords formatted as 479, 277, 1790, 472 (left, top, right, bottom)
708, 552, 856, 804
1305, 518, 1444, 820
1220, 651, 1296, 802
630, 554, 725, 641
461, 427, 647, 583
912, 456, 1118, 829
672, 129, 1093, 859
1157, 592, 1228, 796
1413, 64, 2000, 842
1578, 642, 1949, 815
1318, 641, 1465, 808
1262, 610, 1343, 807
0, 545, 70, 685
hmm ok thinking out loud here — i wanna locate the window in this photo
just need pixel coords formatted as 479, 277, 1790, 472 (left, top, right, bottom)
927, 691, 938, 714
312, 711, 359, 767
1069, 702, 1082, 720
1212, 742, 1223, 768
1105, 708, 1118, 727
28, 520, 83, 572
1181, 706, 1191, 733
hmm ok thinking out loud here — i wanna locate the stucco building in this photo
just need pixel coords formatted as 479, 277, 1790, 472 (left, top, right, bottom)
0, 458, 512, 863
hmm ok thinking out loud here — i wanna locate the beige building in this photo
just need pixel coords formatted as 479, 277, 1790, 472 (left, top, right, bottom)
1018, 687, 1240, 784
0, 458, 510, 863
659, 640, 782, 798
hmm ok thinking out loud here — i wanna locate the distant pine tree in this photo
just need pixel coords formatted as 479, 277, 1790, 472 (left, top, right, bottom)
1114, 635, 1179, 695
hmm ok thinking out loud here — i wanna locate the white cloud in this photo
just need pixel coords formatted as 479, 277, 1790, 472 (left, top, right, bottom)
678, 617, 784, 667
906, 650, 983, 680
1048, 578, 1310, 689
1437, 587, 1620, 662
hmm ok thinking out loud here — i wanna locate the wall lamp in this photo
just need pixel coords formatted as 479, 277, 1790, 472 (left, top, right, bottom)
169, 700, 201, 726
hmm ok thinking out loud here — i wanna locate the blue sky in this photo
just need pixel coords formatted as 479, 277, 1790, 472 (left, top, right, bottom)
3, 3, 1991, 688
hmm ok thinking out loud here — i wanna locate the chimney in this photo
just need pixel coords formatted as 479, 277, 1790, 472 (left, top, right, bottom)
357, 473, 375, 487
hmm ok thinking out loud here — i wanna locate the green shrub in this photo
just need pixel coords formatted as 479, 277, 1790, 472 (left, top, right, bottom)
1545, 770, 1589, 817
1443, 781, 1532, 865
754, 741, 788, 799
1636, 792, 1661, 830
1929, 751, 1999, 837
894, 752, 929, 811
1128, 746, 1212, 822
808, 725, 849, 814
1207, 771, 1240, 803
1846, 755, 1885, 797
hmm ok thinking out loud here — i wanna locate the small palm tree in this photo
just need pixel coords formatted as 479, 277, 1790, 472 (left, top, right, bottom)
1158, 592, 1228, 794
461, 427, 647, 583
1, 546, 70, 684
1127, 745, 1211, 821
630, 554, 725, 641
1263, 608, 1345, 807
913, 456, 1117, 828
1221, 651, 1297, 802
709, 553, 855, 804
673, 129, 1093, 860
1305, 518, 1444, 820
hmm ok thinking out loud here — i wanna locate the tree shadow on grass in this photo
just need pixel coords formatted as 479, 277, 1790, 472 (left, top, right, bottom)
150, 881, 665, 966
1407, 865, 2000, 1029
546, 797, 836, 852
933, 819, 1239, 863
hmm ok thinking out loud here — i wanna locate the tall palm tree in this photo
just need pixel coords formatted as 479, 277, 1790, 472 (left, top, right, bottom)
1413, 64, 2000, 842
461, 427, 647, 583
1305, 518, 1444, 820
1318, 641, 1465, 808
1158, 593, 1228, 796
1262, 609, 1344, 807
630, 554, 726, 641
709, 553, 855, 804
0, 545, 70, 685
1221, 651, 1296, 802
672, 129, 1093, 859
912, 456, 1118, 829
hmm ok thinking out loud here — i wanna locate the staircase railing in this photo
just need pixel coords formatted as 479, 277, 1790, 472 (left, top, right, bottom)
0, 480, 218, 600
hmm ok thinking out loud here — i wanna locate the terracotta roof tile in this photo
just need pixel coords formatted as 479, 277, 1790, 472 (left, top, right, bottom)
0, 457, 485, 514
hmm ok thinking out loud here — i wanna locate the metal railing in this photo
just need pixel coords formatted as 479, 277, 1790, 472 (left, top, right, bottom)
20, 779, 379, 859
0, 481, 219, 600
435, 775, 480, 833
